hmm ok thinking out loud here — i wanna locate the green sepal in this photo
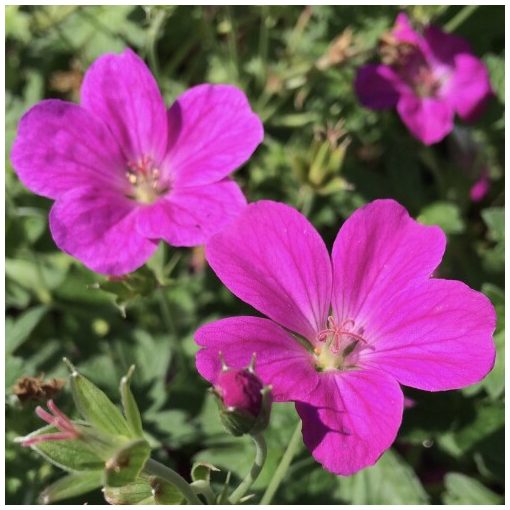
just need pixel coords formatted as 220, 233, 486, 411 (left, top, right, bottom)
103, 476, 155, 505
120, 365, 144, 438
191, 461, 220, 482
64, 358, 131, 438
38, 470, 103, 504
104, 438, 151, 488
249, 386, 272, 435
150, 476, 185, 504
24, 424, 104, 472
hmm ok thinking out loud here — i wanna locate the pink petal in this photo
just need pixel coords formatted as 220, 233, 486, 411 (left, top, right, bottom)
423, 25, 471, 66
10, 100, 125, 200
355, 65, 406, 110
206, 201, 332, 341
397, 93, 454, 145
49, 186, 157, 275
136, 179, 247, 247
195, 316, 319, 402
445, 54, 493, 122
165, 84, 263, 187
80, 49, 168, 161
392, 13, 422, 46
359, 279, 496, 391
296, 369, 403, 475
332, 199, 445, 326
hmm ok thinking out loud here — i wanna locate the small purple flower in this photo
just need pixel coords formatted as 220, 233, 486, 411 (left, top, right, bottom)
11, 49, 263, 275
355, 13, 492, 145
195, 199, 495, 475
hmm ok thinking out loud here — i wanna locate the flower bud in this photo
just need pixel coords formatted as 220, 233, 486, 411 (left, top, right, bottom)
213, 356, 272, 437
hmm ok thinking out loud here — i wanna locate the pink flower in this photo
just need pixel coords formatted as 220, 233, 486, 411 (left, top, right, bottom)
355, 13, 492, 145
470, 168, 491, 202
195, 199, 496, 475
11, 49, 263, 275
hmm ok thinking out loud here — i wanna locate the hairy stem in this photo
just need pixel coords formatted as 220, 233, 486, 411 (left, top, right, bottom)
260, 421, 302, 504
228, 433, 267, 504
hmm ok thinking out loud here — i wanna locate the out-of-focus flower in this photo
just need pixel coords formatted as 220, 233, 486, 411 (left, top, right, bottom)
11, 49, 263, 275
470, 169, 491, 202
195, 199, 496, 475
355, 13, 492, 145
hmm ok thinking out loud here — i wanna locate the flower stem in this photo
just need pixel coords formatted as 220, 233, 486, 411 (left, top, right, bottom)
228, 433, 267, 504
445, 5, 479, 33
260, 421, 302, 505
143, 458, 203, 505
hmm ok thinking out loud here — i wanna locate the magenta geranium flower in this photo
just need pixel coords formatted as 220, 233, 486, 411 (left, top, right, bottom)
355, 13, 492, 145
195, 199, 495, 475
11, 49, 263, 275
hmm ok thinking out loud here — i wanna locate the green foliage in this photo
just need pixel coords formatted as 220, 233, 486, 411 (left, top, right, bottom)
5, 4, 504, 505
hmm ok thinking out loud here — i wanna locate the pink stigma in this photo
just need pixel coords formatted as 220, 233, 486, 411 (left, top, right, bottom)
21, 399, 79, 447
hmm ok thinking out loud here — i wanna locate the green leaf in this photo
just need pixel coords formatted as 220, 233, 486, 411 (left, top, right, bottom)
26, 425, 104, 472
482, 207, 504, 243
103, 476, 155, 505
120, 366, 145, 438
482, 329, 504, 400
104, 439, 151, 488
191, 461, 220, 482
418, 201, 465, 234
6, 305, 48, 355
39, 470, 103, 504
442, 473, 503, 504
65, 359, 131, 438
151, 476, 185, 504
336, 449, 429, 504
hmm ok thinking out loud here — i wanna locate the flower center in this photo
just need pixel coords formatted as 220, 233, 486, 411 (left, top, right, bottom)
125, 155, 169, 204
314, 316, 371, 372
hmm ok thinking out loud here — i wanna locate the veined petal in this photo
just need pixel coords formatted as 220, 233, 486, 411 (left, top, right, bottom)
136, 179, 246, 247
355, 64, 405, 110
206, 201, 332, 342
165, 84, 263, 187
397, 93, 454, 145
49, 186, 157, 276
296, 369, 403, 475
332, 199, 446, 327
80, 49, 168, 161
10, 100, 125, 200
195, 316, 319, 402
359, 279, 496, 391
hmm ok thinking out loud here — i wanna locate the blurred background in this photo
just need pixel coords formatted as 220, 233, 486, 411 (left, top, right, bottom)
5, 5, 504, 505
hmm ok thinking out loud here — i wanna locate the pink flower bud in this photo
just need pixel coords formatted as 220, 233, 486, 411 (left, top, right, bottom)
216, 368, 264, 417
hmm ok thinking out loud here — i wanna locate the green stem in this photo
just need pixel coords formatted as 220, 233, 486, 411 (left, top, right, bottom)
444, 5, 479, 32
228, 433, 267, 504
144, 458, 203, 505
191, 480, 215, 505
260, 422, 302, 505
145, 8, 169, 81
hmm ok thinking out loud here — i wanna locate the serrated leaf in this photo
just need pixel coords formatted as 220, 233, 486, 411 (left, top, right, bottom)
104, 439, 151, 488
66, 360, 131, 438
39, 470, 103, 504
26, 424, 103, 472
6, 305, 48, 355
336, 449, 429, 504
442, 472, 503, 504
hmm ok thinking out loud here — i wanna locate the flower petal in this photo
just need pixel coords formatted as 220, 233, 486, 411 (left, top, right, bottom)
296, 369, 403, 475
80, 49, 168, 161
392, 12, 422, 46
355, 64, 405, 110
49, 186, 157, 275
164, 84, 263, 187
10, 100, 125, 200
195, 316, 319, 402
136, 179, 247, 247
397, 93, 454, 145
423, 24, 471, 65
445, 54, 493, 122
359, 279, 496, 391
206, 201, 332, 342
331, 199, 445, 325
